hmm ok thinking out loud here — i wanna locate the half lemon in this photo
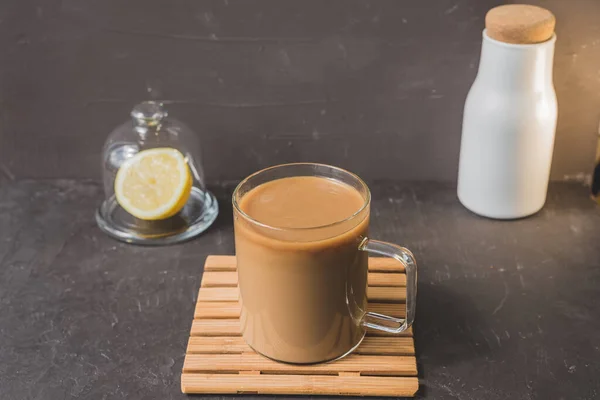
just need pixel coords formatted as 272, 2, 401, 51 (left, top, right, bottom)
115, 148, 192, 220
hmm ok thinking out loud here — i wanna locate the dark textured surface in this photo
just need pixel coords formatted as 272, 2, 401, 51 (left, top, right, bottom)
1, 0, 599, 182
0, 179, 599, 399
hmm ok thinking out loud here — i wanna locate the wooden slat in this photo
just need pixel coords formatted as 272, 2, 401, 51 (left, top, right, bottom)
187, 336, 249, 354
201, 271, 238, 287
360, 336, 414, 355
365, 327, 413, 337
191, 319, 241, 336
369, 272, 406, 287
181, 373, 419, 397
339, 371, 361, 377
194, 301, 240, 319
194, 301, 406, 320
239, 370, 261, 375
204, 255, 405, 273
369, 302, 406, 317
368, 257, 406, 272
368, 286, 406, 302
191, 319, 412, 337
187, 336, 414, 356
197, 287, 238, 302
196, 286, 404, 303
201, 270, 404, 288
204, 255, 237, 271
183, 353, 417, 376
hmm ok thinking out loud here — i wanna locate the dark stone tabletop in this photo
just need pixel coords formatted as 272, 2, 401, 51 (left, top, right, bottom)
0, 180, 598, 400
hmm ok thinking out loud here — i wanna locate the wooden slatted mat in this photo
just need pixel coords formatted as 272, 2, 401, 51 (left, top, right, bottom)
182, 255, 418, 397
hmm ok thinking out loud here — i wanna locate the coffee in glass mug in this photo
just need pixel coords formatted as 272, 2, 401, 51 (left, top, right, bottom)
233, 163, 417, 364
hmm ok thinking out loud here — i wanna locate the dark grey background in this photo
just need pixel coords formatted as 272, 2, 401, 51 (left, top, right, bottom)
1, 0, 599, 183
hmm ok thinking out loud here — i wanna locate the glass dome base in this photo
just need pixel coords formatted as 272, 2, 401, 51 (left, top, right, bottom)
96, 187, 219, 245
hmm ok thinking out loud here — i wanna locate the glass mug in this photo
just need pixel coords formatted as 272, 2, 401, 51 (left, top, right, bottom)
233, 163, 417, 364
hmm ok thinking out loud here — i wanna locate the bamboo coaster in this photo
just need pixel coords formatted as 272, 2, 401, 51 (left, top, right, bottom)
181, 255, 419, 397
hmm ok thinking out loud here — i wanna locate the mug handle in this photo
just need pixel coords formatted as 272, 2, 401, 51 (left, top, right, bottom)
359, 238, 417, 333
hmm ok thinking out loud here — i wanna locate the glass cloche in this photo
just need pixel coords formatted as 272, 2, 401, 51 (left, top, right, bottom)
96, 101, 218, 244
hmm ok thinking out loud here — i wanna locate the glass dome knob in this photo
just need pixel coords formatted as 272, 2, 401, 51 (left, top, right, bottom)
131, 101, 168, 126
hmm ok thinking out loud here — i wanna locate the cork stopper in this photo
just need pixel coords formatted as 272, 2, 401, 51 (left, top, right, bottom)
486, 4, 555, 44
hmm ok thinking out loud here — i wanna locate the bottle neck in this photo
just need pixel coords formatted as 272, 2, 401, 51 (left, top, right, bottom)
475, 30, 556, 91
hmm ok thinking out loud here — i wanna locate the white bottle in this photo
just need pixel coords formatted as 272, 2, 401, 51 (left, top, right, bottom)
457, 5, 557, 219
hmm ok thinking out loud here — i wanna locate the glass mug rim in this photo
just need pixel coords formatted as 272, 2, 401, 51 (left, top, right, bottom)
232, 162, 372, 232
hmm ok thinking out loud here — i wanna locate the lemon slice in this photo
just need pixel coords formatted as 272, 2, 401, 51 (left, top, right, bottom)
115, 148, 192, 220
